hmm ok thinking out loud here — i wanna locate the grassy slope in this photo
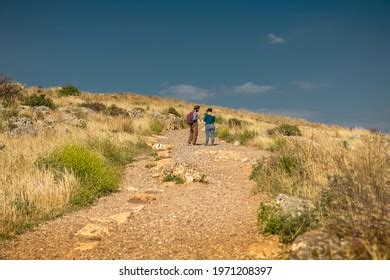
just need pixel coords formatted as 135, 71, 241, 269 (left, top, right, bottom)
1, 87, 389, 258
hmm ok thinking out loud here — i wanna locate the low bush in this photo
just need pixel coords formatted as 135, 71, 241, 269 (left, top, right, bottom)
86, 138, 154, 166
258, 201, 317, 243
40, 144, 119, 207
267, 124, 302, 137
105, 104, 128, 117
216, 126, 235, 143
267, 137, 287, 152
228, 118, 243, 128
250, 155, 304, 197
23, 94, 56, 109
278, 154, 303, 175
163, 173, 185, 184
214, 115, 226, 124
238, 129, 257, 145
58, 85, 80, 97
149, 119, 165, 134
166, 107, 181, 117
80, 102, 106, 112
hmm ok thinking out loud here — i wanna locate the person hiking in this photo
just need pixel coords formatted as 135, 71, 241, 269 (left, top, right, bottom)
204, 107, 216, 146
187, 105, 200, 145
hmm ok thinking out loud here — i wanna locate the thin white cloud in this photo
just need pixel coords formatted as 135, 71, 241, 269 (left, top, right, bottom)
159, 84, 212, 101
234, 82, 274, 94
267, 33, 286, 45
291, 80, 327, 90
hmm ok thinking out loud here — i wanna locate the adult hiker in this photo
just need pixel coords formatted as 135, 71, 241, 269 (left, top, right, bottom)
187, 105, 200, 145
204, 107, 216, 146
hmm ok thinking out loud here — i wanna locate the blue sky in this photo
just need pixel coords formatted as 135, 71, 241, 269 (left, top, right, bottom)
1, 0, 389, 131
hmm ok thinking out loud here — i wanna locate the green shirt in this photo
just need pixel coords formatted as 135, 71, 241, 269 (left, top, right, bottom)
203, 114, 215, 124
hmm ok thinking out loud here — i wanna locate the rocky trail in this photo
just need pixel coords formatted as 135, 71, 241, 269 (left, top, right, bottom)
0, 128, 287, 259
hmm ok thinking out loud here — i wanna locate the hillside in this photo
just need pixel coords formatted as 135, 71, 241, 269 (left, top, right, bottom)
0, 85, 389, 259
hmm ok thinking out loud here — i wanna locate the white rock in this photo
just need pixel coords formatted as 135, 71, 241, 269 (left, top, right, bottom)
185, 175, 194, 184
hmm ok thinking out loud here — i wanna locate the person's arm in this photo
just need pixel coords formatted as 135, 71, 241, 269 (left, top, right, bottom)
193, 111, 198, 121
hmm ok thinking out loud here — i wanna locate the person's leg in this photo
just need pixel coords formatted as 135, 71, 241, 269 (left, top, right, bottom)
187, 124, 193, 144
192, 123, 198, 145
205, 125, 210, 145
210, 127, 215, 145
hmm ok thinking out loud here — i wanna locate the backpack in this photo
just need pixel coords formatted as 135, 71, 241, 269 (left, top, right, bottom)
186, 111, 194, 125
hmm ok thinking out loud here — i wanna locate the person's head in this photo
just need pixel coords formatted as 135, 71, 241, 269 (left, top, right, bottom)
206, 108, 213, 113
193, 105, 200, 112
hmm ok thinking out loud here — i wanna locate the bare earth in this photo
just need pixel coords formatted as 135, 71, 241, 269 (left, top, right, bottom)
0, 128, 287, 259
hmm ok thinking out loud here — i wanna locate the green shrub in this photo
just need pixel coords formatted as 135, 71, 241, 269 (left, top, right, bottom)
214, 115, 226, 124
80, 102, 106, 112
267, 137, 287, 152
216, 126, 235, 143
58, 85, 80, 96
149, 119, 165, 134
163, 173, 184, 184
228, 118, 242, 127
166, 107, 181, 117
105, 104, 128, 117
278, 155, 302, 175
40, 144, 119, 206
23, 94, 56, 109
86, 138, 154, 166
258, 202, 316, 243
250, 156, 303, 196
267, 124, 302, 137
239, 129, 257, 145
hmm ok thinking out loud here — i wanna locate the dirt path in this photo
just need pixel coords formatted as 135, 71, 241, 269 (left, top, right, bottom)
0, 128, 287, 259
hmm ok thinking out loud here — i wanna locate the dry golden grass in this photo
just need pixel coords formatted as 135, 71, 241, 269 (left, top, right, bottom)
1, 85, 389, 243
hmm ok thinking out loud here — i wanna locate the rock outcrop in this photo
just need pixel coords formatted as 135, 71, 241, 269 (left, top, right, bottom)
290, 230, 347, 259
5, 117, 37, 137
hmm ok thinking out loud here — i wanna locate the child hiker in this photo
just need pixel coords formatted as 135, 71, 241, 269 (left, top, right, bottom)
204, 107, 216, 146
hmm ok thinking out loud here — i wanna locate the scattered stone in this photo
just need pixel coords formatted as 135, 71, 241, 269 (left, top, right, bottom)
290, 230, 346, 260
76, 223, 109, 240
128, 108, 145, 118
151, 112, 184, 130
152, 173, 160, 178
185, 175, 194, 184
157, 150, 171, 158
109, 212, 132, 225
145, 188, 165, 194
275, 194, 314, 218
172, 164, 186, 176
247, 236, 286, 259
0, 143, 5, 150
141, 136, 158, 146
129, 204, 145, 213
155, 158, 173, 169
163, 182, 176, 187
74, 241, 100, 251
128, 193, 157, 203
125, 186, 139, 192
234, 141, 240, 146
6, 117, 37, 137
33, 106, 51, 114
152, 143, 173, 151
